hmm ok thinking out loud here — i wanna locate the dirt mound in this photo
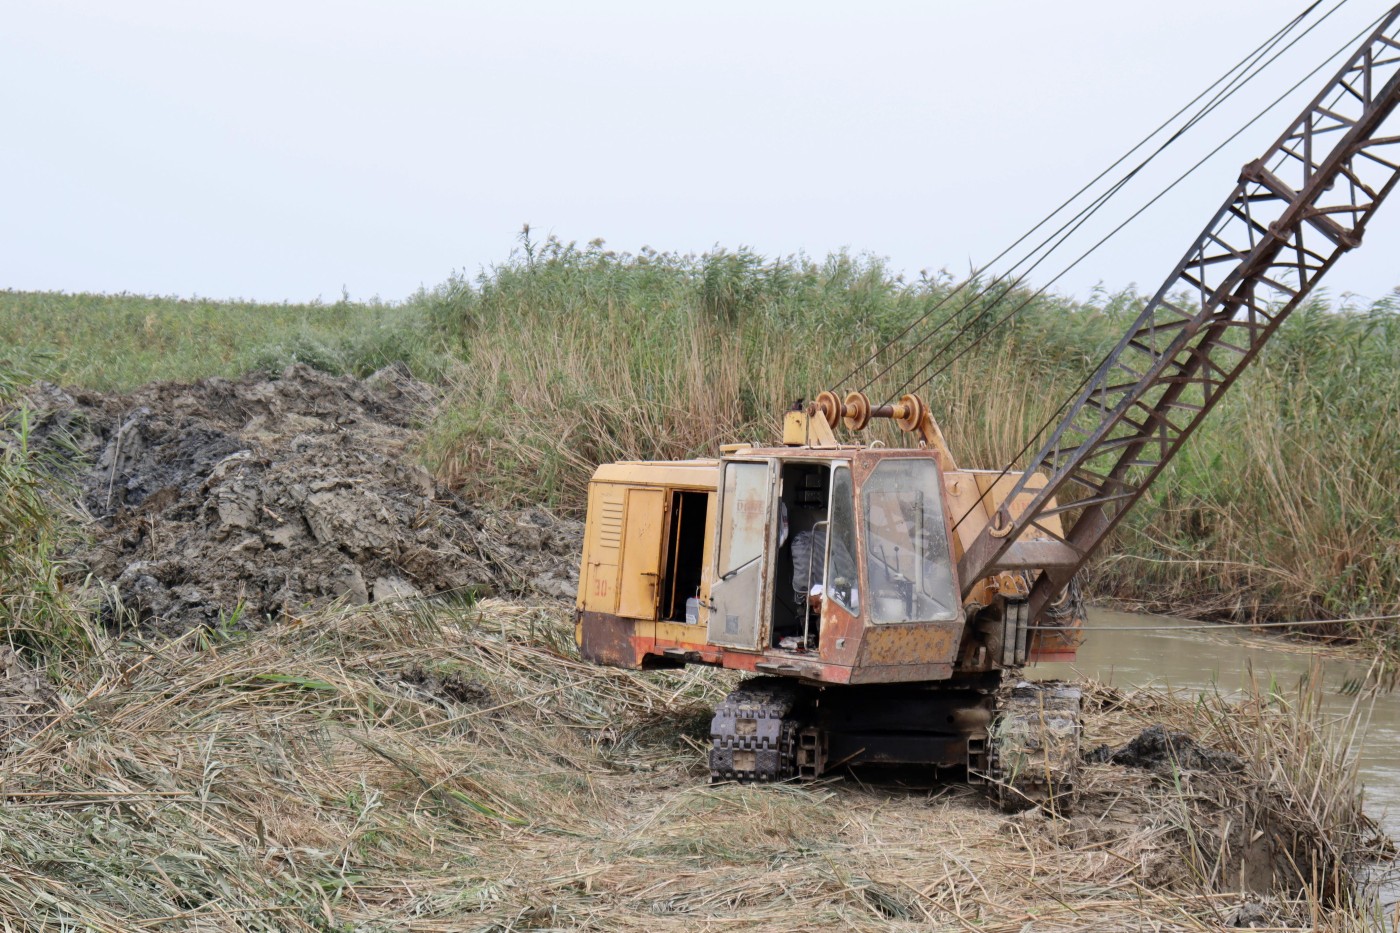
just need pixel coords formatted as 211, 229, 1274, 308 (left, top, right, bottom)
27, 364, 582, 633
1085, 723, 1244, 773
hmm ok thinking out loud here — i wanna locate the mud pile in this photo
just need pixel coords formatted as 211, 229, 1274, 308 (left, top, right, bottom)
27, 364, 582, 634
1085, 723, 1245, 774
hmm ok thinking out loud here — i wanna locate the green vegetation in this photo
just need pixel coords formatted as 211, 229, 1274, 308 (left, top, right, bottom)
0, 366, 97, 667
0, 290, 453, 389
3, 235, 1397, 632
2, 243, 1396, 928
414, 235, 1134, 507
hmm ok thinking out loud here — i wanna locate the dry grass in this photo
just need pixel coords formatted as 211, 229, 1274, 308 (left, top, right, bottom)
0, 366, 103, 667
0, 599, 1389, 931
422, 321, 773, 509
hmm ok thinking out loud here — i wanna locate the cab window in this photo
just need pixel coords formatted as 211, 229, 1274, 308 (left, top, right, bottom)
862, 459, 958, 623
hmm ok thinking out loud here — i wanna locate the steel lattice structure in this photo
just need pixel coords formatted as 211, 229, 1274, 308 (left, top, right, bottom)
959, 6, 1400, 622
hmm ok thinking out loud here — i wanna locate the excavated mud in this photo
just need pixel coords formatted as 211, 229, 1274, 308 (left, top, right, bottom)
26, 364, 582, 634
1085, 723, 1245, 774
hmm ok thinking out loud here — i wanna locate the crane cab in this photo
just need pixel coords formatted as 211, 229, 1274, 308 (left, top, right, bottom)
706, 447, 965, 672
575, 438, 1076, 684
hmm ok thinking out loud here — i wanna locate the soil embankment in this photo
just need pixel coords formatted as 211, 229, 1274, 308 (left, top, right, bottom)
26, 364, 581, 633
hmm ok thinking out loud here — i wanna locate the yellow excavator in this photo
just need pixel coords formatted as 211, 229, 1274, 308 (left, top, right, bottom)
574, 8, 1400, 808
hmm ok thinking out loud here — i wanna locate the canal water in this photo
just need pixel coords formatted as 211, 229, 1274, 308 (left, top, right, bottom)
1037, 607, 1400, 911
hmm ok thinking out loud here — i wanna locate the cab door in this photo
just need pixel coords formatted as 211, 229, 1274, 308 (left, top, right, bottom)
617, 486, 666, 619
707, 459, 776, 649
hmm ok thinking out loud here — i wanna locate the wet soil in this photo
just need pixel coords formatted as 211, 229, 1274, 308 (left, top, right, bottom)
25, 364, 582, 634
1085, 723, 1245, 774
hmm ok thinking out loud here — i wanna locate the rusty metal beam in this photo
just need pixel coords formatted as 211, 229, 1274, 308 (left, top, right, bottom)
959, 7, 1400, 623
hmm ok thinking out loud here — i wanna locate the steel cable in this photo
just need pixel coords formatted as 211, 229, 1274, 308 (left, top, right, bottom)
877, 0, 1358, 406
831, 1, 1347, 401
830, 0, 1335, 394
943, 6, 1388, 535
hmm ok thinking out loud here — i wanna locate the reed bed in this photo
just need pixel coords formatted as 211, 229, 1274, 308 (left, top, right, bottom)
0, 598, 1388, 931
0, 365, 102, 667
5, 240, 1397, 633
413, 237, 1400, 636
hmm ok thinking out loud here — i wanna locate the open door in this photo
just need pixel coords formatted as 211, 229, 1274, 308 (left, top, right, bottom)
617, 486, 666, 619
707, 459, 775, 649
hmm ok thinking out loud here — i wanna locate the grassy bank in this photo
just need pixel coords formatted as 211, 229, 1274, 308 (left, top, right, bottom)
3, 265, 1396, 929
0, 599, 1387, 931
0, 290, 453, 389
3, 238, 1397, 632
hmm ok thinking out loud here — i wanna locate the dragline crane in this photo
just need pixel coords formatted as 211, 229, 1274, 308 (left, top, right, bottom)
572, 6, 1400, 808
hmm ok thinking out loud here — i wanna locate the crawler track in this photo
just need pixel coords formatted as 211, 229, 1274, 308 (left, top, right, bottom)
709, 678, 803, 782
710, 676, 1082, 809
988, 681, 1082, 812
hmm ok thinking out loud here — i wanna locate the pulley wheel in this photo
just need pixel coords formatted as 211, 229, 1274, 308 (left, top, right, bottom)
895, 393, 927, 433
842, 391, 871, 432
813, 391, 843, 429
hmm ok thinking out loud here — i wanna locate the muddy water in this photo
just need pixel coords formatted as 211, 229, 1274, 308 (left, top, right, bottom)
1038, 607, 1400, 906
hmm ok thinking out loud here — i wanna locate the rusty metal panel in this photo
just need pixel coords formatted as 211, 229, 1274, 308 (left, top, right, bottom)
718, 650, 853, 684
858, 621, 961, 669
817, 600, 862, 667
848, 661, 954, 684
1028, 619, 1084, 663
617, 486, 665, 619
577, 611, 650, 668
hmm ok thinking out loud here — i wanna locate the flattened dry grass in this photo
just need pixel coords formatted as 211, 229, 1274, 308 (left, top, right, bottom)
0, 600, 1389, 931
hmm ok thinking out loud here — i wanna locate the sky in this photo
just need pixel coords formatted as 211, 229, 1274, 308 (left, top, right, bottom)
3, 1, 1398, 305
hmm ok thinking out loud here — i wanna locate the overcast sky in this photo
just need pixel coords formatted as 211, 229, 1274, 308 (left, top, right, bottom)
3, 1, 1397, 305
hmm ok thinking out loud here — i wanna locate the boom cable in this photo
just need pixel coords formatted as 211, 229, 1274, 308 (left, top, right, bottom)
917, 5, 1383, 404
830, 0, 1332, 394
876, 0, 1356, 406
944, 6, 1387, 535
828, 0, 1346, 400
